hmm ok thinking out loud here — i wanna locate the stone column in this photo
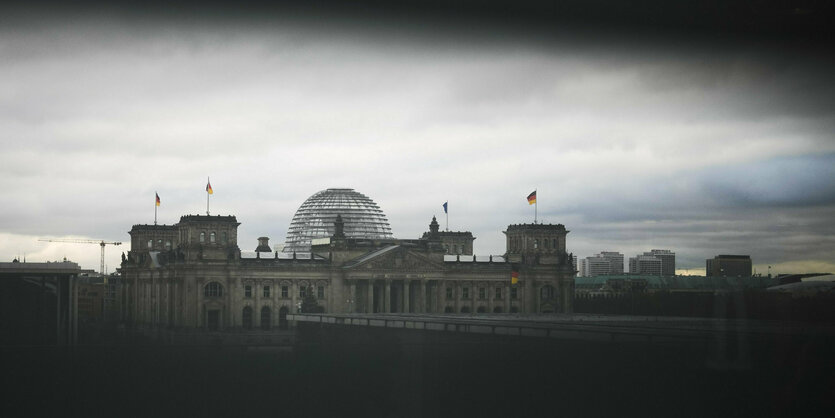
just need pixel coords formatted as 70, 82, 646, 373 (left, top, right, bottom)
384, 280, 391, 313
505, 282, 511, 313
291, 281, 298, 313
403, 280, 410, 313
254, 279, 261, 328
488, 283, 494, 313
166, 278, 172, 326
437, 280, 444, 313
172, 279, 178, 327
420, 281, 427, 313
72, 276, 78, 344
196, 279, 203, 327
454, 281, 461, 313
367, 280, 374, 313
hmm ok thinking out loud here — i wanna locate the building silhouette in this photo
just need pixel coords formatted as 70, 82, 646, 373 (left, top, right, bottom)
706, 255, 752, 277
119, 189, 575, 330
580, 251, 624, 277
629, 249, 675, 276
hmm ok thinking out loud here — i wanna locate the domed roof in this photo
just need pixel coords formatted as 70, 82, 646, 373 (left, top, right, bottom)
284, 188, 393, 252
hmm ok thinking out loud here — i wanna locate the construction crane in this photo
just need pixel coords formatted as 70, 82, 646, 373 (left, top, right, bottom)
38, 239, 122, 275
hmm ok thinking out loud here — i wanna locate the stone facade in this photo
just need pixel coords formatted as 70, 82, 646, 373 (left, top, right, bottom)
120, 214, 575, 331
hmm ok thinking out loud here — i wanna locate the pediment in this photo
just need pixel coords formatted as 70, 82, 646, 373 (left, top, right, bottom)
345, 247, 444, 272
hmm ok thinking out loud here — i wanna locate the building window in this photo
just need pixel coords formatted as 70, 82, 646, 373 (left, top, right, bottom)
495, 287, 502, 300
210, 232, 216, 243
263, 286, 270, 298
544, 239, 549, 249
534, 239, 539, 249
462, 287, 470, 299
165, 240, 171, 250
222, 232, 228, 243
299, 286, 306, 298
147, 239, 153, 249
199, 232, 205, 243
245, 285, 252, 298
553, 238, 557, 249
204, 282, 222, 297
511, 287, 518, 299
281, 286, 288, 298
157, 239, 163, 248
446, 287, 453, 300
478, 287, 486, 300
317, 286, 324, 299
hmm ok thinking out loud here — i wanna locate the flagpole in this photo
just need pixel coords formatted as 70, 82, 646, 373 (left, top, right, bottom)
534, 188, 537, 224
154, 191, 158, 225
206, 177, 210, 216
446, 200, 449, 231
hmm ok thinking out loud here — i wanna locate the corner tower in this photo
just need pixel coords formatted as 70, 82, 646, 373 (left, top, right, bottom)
504, 223, 570, 266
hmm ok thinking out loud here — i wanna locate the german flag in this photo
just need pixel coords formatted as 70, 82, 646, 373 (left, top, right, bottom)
527, 190, 536, 205
155, 192, 160, 207
511, 270, 519, 285
206, 180, 213, 195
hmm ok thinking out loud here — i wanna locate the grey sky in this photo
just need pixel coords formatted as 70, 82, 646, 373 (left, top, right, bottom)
1, 6, 834, 274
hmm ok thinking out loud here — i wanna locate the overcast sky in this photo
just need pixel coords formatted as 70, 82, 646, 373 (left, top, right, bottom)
2, 2, 834, 275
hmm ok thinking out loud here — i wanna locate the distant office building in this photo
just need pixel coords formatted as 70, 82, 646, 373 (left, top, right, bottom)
581, 252, 624, 277
647, 249, 675, 276
628, 249, 674, 276
628, 255, 663, 276
706, 255, 752, 277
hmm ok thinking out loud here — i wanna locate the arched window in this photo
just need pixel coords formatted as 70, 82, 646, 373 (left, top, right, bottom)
210, 232, 216, 243
261, 307, 271, 330
164, 240, 171, 250
157, 239, 163, 248
534, 239, 539, 249
242, 307, 253, 329
544, 239, 549, 249
204, 282, 223, 297
147, 239, 153, 249
199, 232, 206, 243
222, 232, 228, 243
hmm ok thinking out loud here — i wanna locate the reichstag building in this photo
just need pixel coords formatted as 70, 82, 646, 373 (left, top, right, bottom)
120, 188, 575, 330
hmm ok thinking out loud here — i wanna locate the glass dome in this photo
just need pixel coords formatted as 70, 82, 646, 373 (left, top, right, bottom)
284, 188, 393, 252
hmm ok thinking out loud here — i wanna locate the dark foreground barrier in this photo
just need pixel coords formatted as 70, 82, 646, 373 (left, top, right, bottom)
2, 322, 834, 417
